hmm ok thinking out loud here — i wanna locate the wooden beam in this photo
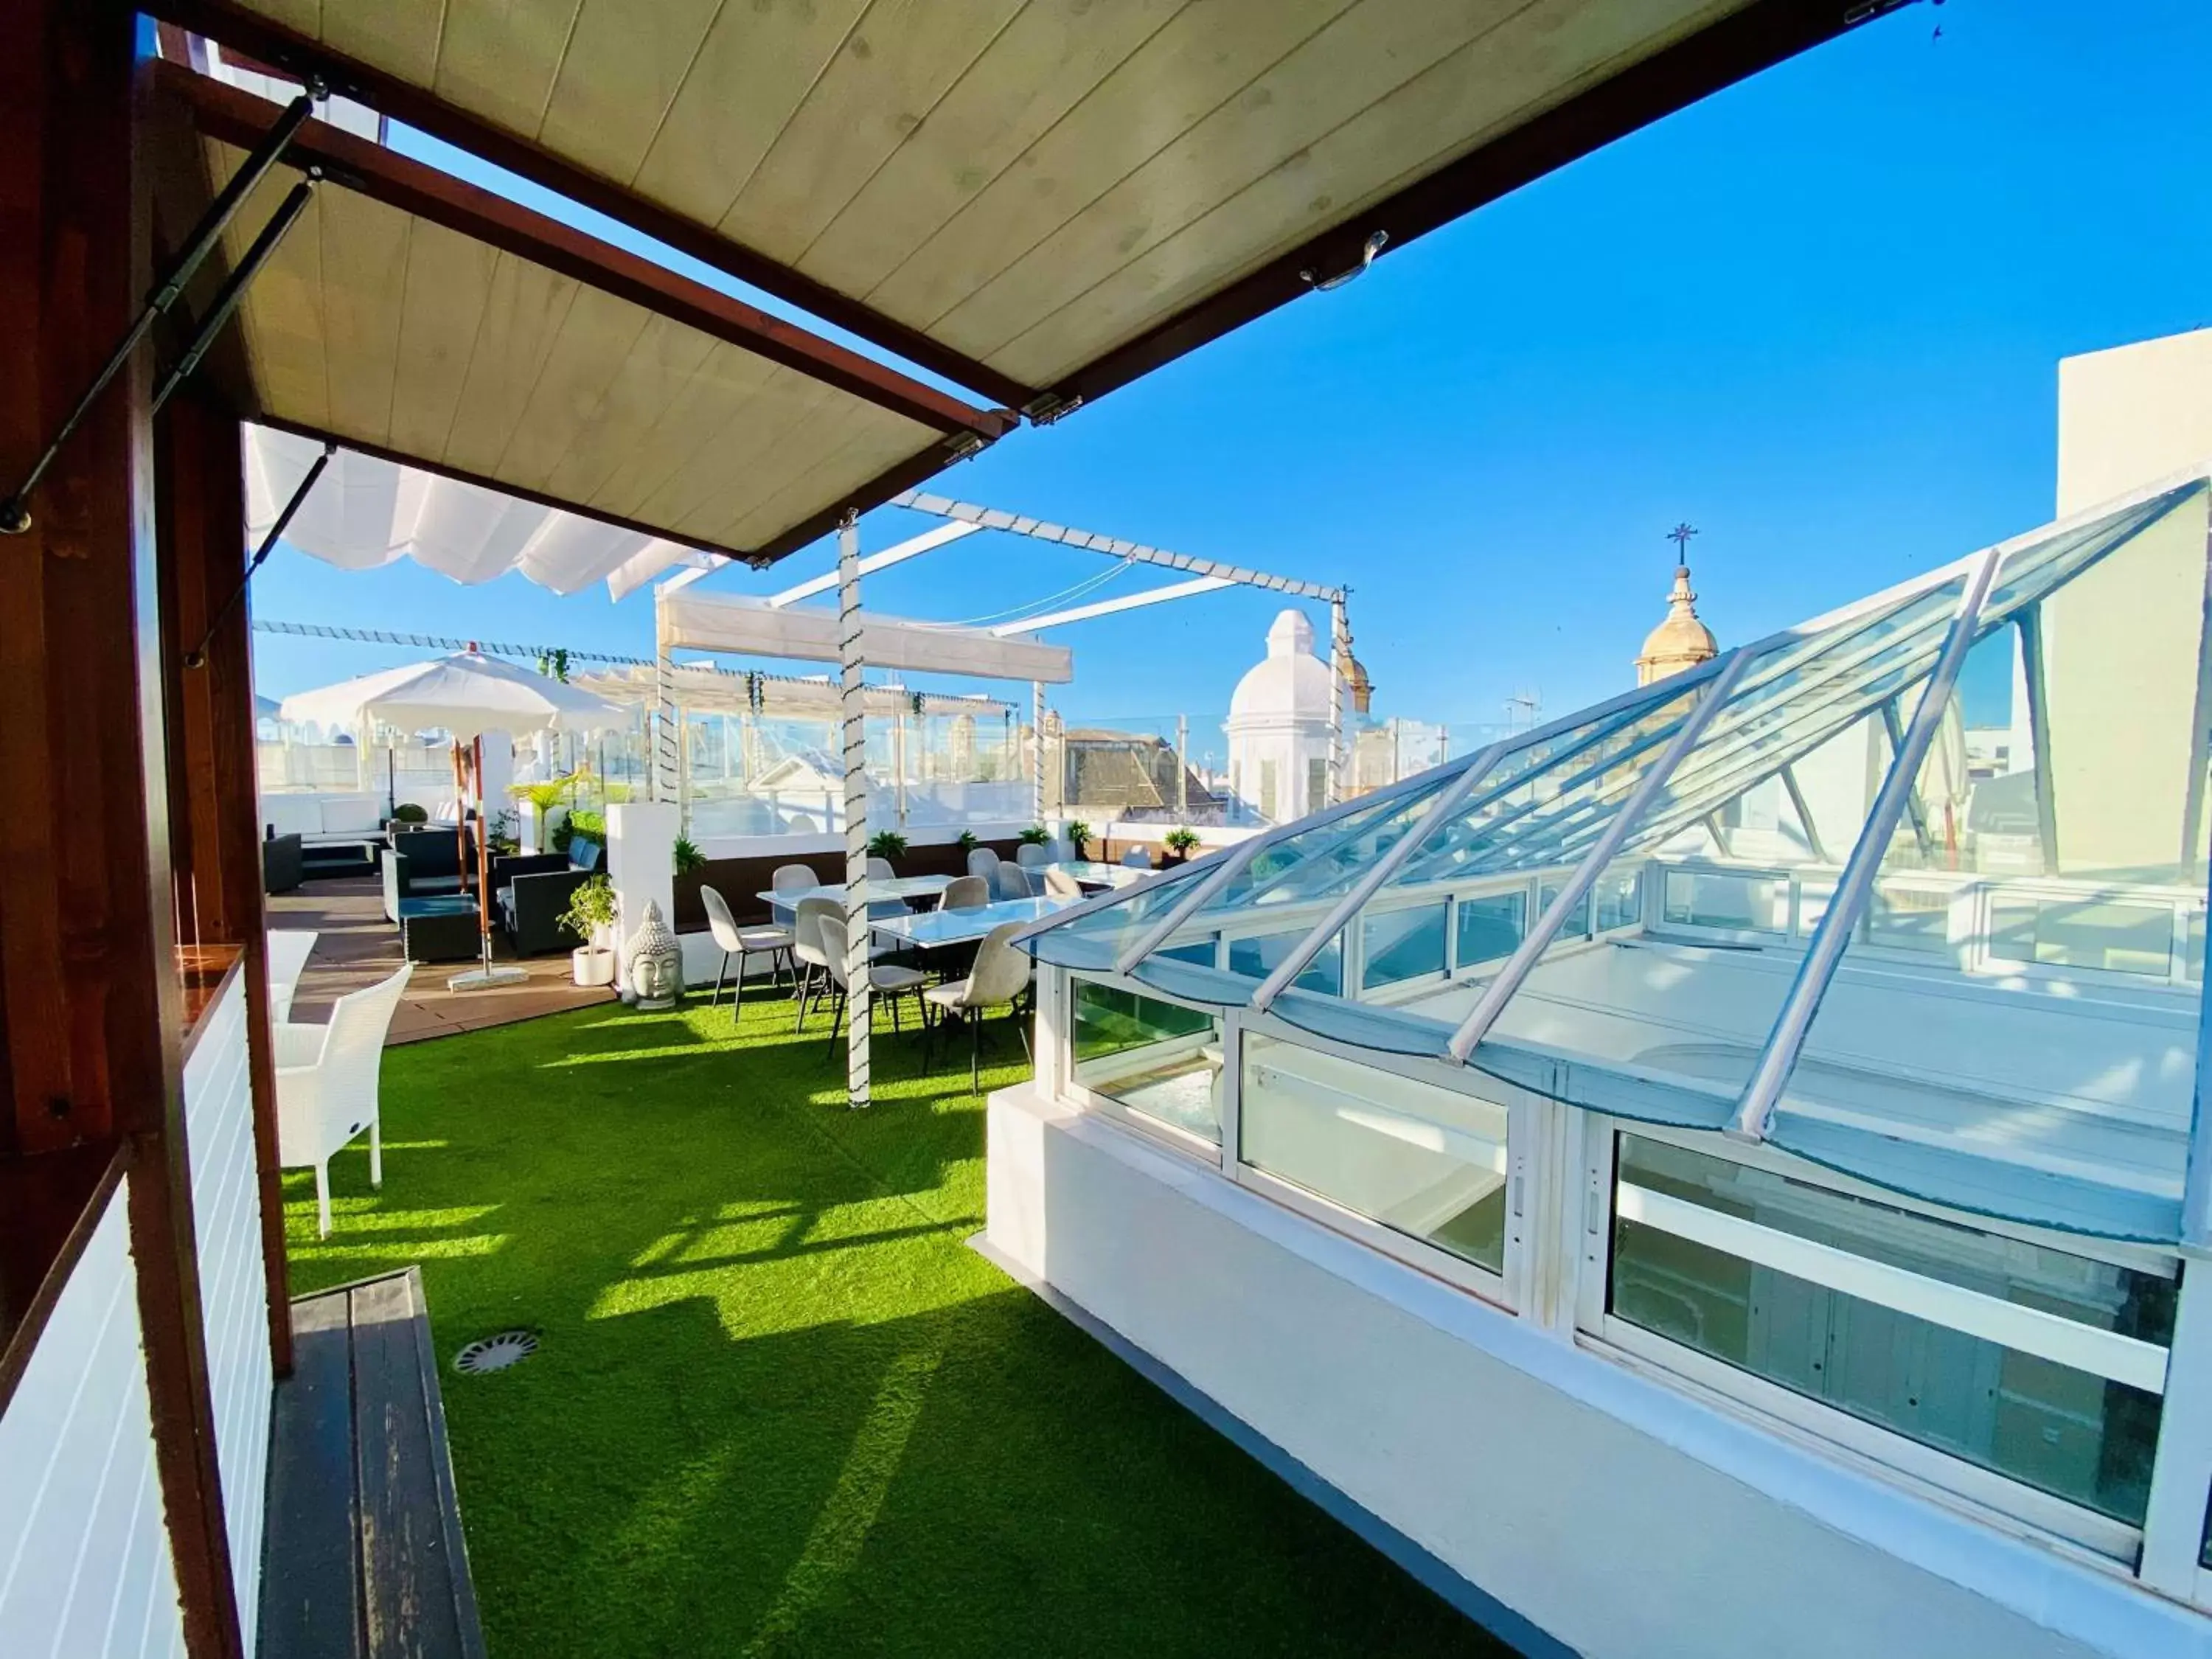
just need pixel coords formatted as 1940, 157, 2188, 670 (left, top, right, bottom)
0, 4, 245, 1652
141, 0, 1037, 409
160, 63, 1013, 443
157, 392, 293, 1377
1037, 0, 1911, 415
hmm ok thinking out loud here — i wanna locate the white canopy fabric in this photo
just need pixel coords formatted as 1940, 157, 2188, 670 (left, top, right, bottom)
660, 590, 1073, 684
245, 425, 707, 599
279, 653, 632, 742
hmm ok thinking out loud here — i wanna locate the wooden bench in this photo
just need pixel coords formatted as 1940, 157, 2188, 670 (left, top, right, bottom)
260, 1267, 487, 1658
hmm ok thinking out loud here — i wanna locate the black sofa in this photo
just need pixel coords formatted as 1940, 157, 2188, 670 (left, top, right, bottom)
380, 829, 478, 922
494, 837, 605, 956
262, 832, 303, 895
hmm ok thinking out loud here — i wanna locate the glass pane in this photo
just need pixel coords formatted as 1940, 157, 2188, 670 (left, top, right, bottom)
1362, 902, 1447, 990
1227, 928, 1344, 996
1593, 866, 1643, 932
1865, 878, 1952, 954
1155, 936, 1219, 967
1455, 889, 1526, 970
1242, 1034, 1508, 1274
1786, 498, 2208, 1241
1611, 1135, 2173, 1524
1661, 869, 1786, 934
1988, 894, 2174, 977
1070, 979, 1222, 1143
1538, 880, 1590, 940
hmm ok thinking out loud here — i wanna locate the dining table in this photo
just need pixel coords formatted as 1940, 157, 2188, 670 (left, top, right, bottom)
868, 894, 1079, 950
757, 874, 953, 920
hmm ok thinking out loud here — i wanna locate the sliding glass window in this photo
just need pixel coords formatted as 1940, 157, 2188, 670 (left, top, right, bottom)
1607, 1134, 2174, 1527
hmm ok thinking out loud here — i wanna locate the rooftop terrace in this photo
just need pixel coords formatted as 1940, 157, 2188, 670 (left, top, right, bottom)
278, 998, 1510, 1658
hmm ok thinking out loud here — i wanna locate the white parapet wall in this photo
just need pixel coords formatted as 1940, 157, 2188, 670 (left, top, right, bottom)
984, 1084, 2208, 1659
0, 1176, 189, 1658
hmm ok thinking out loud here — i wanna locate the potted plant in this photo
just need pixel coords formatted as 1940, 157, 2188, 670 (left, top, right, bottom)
561, 874, 619, 987
511, 774, 576, 854
955, 829, 980, 857
1016, 824, 1050, 847
672, 836, 706, 874
1065, 820, 1093, 860
391, 801, 428, 827
1162, 826, 1200, 866
866, 829, 909, 863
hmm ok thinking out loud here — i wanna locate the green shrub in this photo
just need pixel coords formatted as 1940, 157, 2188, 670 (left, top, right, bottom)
673, 836, 706, 875
866, 829, 909, 862
1065, 820, 1093, 858
955, 830, 980, 855
1163, 827, 1200, 857
560, 874, 617, 943
392, 801, 428, 824
1016, 824, 1051, 846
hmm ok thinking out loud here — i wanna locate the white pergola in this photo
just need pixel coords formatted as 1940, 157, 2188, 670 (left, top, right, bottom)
655, 496, 1346, 1111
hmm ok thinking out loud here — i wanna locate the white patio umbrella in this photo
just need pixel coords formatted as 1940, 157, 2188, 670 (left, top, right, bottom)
280, 652, 630, 988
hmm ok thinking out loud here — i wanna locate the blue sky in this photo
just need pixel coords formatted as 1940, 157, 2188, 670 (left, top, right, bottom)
250, 0, 2211, 737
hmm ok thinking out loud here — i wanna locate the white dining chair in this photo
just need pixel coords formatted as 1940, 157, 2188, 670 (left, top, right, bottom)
265, 928, 318, 1024
701, 885, 792, 1020
820, 915, 927, 1057
771, 862, 819, 897
1014, 843, 1050, 870
274, 961, 411, 1237
938, 874, 991, 911
994, 862, 1034, 900
867, 855, 897, 882
966, 846, 1001, 883
923, 921, 1035, 1092
1042, 866, 1082, 900
791, 896, 842, 1030
1121, 846, 1152, 869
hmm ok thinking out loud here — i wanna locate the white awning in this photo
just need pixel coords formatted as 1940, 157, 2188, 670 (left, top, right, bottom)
244, 425, 706, 599
660, 590, 1073, 684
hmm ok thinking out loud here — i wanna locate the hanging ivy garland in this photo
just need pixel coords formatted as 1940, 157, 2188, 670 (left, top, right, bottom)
745, 670, 763, 715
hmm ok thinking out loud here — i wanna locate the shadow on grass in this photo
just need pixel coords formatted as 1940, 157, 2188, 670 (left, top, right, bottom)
282, 999, 1514, 1659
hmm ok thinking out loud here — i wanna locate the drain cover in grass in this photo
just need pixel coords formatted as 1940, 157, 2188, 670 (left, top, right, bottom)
454, 1331, 539, 1375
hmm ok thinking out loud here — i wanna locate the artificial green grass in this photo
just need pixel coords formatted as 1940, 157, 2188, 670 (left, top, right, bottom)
282, 995, 1516, 1659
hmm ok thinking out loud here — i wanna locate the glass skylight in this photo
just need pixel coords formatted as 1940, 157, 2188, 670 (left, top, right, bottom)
1025, 476, 2212, 1244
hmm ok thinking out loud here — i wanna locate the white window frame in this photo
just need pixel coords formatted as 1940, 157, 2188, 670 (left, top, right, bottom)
1232, 1015, 1533, 1315
1575, 1114, 2181, 1562
1060, 970, 1229, 1164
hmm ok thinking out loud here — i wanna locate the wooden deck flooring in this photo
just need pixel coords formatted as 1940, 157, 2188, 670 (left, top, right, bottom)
268, 875, 613, 1044
260, 1268, 486, 1659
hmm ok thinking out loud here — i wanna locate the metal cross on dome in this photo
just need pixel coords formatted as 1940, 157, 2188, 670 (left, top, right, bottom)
1667, 522, 1699, 560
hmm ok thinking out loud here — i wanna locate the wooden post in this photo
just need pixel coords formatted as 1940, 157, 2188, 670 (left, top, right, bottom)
158, 391, 292, 1377
0, 4, 245, 1654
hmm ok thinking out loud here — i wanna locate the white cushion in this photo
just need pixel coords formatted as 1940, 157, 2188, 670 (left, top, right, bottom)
262, 794, 321, 838
319, 796, 382, 834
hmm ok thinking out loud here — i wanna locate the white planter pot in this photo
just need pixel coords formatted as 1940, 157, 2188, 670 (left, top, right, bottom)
572, 946, 616, 987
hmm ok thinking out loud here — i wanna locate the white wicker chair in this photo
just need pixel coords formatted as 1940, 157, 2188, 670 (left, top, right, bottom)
265, 928, 318, 1023
274, 962, 411, 1237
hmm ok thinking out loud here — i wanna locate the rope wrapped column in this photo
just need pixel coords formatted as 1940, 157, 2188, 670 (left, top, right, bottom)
1031, 679, 1046, 825
1327, 596, 1350, 807
838, 512, 872, 1110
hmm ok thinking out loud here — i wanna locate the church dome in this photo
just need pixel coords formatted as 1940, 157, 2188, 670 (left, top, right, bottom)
1229, 609, 1336, 725
1635, 565, 1718, 686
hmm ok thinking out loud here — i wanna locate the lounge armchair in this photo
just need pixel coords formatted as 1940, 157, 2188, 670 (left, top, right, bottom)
494, 835, 605, 956
274, 962, 411, 1237
262, 832, 303, 894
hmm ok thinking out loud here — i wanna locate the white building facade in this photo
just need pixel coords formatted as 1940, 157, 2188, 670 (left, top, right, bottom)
1226, 609, 1339, 824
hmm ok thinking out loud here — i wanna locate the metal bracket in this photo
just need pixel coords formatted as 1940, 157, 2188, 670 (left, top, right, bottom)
1300, 229, 1388, 293
184, 440, 334, 669
0, 80, 324, 536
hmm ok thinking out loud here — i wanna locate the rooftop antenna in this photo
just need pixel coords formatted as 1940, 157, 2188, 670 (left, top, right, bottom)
1504, 688, 1540, 730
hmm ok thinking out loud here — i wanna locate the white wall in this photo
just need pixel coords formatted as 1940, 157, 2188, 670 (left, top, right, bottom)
0, 1178, 189, 1659
181, 973, 271, 1656
987, 1089, 2202, 1659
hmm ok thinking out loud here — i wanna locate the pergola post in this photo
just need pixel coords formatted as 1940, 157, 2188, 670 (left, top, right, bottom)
1031, 680, 1046, 825
838, 512, 872, 1110
1328, 596, 1350, 807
